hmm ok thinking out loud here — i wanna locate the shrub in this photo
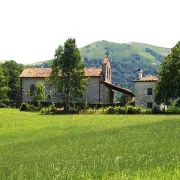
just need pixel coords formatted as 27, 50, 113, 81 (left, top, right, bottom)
28, 104, 36, 112
127, 101, 135, 106
40, 107, 51, 114
114, 106, 127, 114
153, 106, 161, 114
143, 108, 153, 114
20, 102, 29, 111
40, 103, 57, 115
167, 106, 180, 114
0, 101, 6, 108
126, 106, 141, 114
104, 106, 114, 114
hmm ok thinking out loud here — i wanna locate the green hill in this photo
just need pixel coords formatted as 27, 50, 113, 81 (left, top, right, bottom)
35, 40, 171, 90
81, 40, 170, 89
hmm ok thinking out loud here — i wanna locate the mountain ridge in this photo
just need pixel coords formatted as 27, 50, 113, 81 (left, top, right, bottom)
1, 40, 171, 90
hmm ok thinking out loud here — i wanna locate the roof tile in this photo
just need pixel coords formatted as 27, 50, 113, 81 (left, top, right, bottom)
19, 68, 102, 78
134, 75, 158, 82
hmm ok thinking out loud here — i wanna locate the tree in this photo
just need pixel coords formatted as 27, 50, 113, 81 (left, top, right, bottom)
0, 66, 9, 101
1, 60, 24, 102
51, 38, 87, 112
33, 81, 46, 104
155, 42, 180, 104
118, 93, 127, 106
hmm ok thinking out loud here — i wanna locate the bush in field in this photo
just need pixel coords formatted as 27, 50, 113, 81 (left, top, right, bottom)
40, 103, 56, 115
104, 106, 114, 114
127, 106, 141, 114
104, 106, 142, 114
167, 106, 180, 114
20, 102, 29, 111
143, 108, 153, 114
114, 106, 127, 114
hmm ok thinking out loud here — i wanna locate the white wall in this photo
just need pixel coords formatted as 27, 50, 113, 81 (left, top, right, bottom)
134, 81, 159, 109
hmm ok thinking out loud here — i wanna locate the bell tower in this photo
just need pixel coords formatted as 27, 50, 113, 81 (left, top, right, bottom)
102, 57, 111, 83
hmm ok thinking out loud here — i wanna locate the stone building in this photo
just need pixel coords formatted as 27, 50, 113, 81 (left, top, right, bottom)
134, 69, 159, 109
19, 58, 135, 104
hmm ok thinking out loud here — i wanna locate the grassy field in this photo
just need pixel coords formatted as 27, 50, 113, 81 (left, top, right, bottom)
0, 109, 180, 179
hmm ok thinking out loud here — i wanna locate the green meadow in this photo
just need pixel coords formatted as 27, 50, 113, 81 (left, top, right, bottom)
0, 109, 180, 179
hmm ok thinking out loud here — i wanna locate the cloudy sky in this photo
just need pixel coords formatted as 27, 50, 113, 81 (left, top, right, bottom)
0, 0, 179, 64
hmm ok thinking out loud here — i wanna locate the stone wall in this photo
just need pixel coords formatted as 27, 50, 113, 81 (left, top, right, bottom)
83, 77, 101, 104
21, 78, 58, 102
134, 81, 159, 109
21, 77, 113, 104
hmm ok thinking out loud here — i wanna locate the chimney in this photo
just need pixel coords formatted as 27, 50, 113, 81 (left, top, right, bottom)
138, 69, 142, 79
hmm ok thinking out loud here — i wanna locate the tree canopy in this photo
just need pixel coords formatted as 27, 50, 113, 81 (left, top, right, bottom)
51, 38, 87, 112
0, 66, 9, 101
1, 60, 24, 102
155, 41, 180, 104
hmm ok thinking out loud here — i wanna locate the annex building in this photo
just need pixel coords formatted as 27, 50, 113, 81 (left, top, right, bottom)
134, 69, 166, 110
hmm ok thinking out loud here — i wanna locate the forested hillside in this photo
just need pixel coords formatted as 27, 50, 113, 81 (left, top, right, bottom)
33, 41, 171, 90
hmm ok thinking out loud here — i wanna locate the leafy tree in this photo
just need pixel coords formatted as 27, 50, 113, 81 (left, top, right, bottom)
0, 66, 9, 101
33, 81, 46, 103
51, 38, 87, 112
119, 93, 127, 106
1, 60, 24, 102
155, 42, 180, 104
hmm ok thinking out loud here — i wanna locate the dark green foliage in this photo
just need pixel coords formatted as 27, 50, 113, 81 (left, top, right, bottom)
20, 102, 29, 111
167, 106, 180, 114
0, 66, 9, 101
175, 99, 180, 107
145, 48, 164, 62
104, 106, 142, 114
0, 101, 7, 108
145, 108, 153, 114
155, 42, 180, 104
40, 103, 56, 115
114, 106, 127, 114
20, 102, 41, 112
104, 106, 114, 114
117, 93, 127, 106
1, 60, 24, 102
127, 106, 141, 114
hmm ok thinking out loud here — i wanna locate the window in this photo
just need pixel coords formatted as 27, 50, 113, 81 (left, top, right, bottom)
147, 102, 153, 109
147, 88, 153, 95
30, 85, 35, 96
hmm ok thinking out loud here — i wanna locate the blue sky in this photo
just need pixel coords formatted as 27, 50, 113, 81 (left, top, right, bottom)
0, 0, 179, 64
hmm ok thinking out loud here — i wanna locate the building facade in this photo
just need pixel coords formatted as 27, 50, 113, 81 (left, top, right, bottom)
134, 69, 159, 109
19, 58, 134, 104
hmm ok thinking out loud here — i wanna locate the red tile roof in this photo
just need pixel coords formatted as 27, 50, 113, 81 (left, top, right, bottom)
84, 68, 102, 76
104, 81, 135, 97
19, 68, 102, 78
134, 75, 158, 82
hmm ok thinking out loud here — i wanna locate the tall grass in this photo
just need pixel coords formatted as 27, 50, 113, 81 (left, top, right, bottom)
0, 109, 180, 179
